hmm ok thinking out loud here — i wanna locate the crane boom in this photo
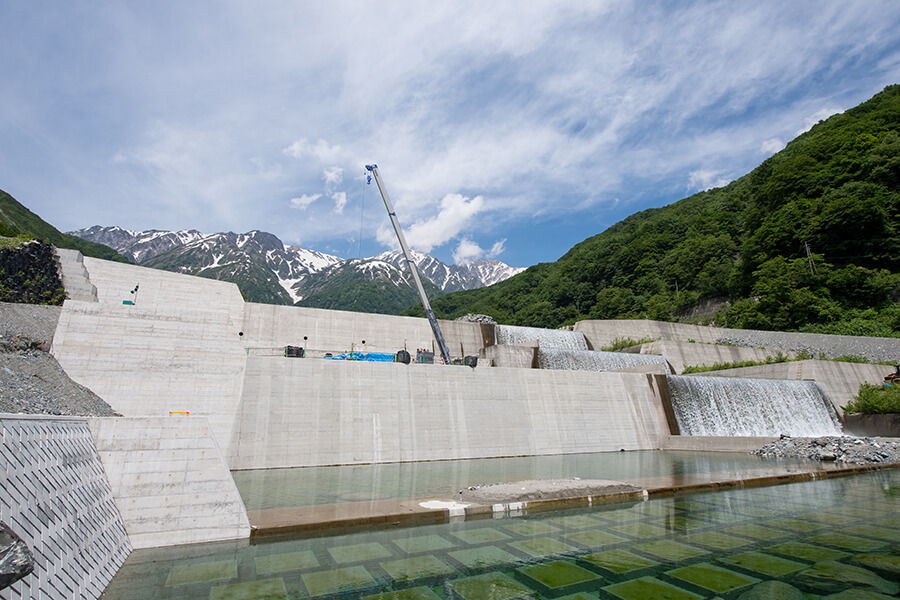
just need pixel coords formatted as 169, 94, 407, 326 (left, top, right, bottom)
365, 164, 452, 365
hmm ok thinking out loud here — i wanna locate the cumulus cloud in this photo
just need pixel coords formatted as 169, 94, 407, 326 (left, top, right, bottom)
323, 166, 343, 190
376, 193, 484, 253
290, 194, 320, 210
688, 169, 732, 192
453, 238, 484, 264
331, 192, 348, 214
760, 138, 785, 155
283, 139, 344, 162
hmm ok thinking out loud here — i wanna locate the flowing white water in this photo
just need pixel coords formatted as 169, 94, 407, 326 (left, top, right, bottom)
539, 349, 671, 373
667, 375, 841, 437
496, 325, 588, 350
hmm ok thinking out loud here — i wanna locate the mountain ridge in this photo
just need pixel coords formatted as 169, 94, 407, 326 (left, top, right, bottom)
70, 225, 524, 312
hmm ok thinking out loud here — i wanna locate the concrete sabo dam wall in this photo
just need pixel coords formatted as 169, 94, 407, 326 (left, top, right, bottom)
51, 254, 674, 473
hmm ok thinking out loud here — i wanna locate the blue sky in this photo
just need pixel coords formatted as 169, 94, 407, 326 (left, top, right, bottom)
2, 1, 900, 268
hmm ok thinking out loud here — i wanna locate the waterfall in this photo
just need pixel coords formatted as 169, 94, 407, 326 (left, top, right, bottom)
496, 325, 588, 350
539, 349, 670, 373
667, 375, 841, 437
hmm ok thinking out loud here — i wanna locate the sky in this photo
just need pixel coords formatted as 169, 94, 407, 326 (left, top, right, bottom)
2, 1, 900, 268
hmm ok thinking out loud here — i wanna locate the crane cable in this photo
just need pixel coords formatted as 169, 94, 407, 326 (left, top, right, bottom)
357, 170, 370, 258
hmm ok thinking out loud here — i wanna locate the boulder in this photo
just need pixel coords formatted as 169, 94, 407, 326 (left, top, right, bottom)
0, 521, 34, 590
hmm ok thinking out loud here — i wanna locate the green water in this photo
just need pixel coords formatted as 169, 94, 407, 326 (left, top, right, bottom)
231, 450, 807, 510
102, 469, 900, 599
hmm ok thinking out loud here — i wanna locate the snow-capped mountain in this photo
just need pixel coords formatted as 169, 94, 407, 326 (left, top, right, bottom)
69, 226, 523, 313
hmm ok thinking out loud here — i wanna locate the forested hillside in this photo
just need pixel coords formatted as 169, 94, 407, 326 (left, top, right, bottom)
421, 85, 900, 337
0, 190, 128, 262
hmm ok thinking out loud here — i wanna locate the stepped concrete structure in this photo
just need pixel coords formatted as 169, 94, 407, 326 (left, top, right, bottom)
15, 251, 890, 559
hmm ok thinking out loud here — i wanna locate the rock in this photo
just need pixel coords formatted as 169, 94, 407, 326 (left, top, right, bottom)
793, 561, 899, 595
736, 580, 806, 600
0, 521, 34, 590
851, 554, 900, 581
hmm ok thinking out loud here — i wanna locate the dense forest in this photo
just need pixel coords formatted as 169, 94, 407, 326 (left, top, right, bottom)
414, 85, 900, 337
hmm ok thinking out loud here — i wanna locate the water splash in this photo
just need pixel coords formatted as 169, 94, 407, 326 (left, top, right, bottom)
667, 375, 841, 437
539, 349, 670, 373
496, 325, 588, 350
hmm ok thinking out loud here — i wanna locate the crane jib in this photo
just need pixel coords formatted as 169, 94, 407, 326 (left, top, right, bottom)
365, 164, 452, 365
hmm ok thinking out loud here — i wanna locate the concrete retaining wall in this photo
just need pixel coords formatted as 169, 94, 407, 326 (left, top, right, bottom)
692, 360, 891, 416
636, 341, 790, 375
842, 413, 900, 437
575, 319, 900, 362
0, 415, 130, 600
88, 417, 250, 549
230, 358, 671, 469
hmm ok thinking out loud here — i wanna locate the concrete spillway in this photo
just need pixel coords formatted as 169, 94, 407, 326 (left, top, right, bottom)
496, 324, 589, 350
667, 375, 841, 437
538, 348, 671, 373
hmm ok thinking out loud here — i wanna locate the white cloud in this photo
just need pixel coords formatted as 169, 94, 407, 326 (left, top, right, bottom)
760, 138, 785, 155
290, 194, 320, 210
376, 193, 484, 253
453, 238, 484, 264
487, 239, 506, 259
323, 166, 343, 190
283, 139, 344, 162
687, 170, 732, 192
331, 192, 348, 214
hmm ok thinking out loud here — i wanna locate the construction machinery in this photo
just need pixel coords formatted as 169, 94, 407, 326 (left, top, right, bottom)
365, 164, 452, 365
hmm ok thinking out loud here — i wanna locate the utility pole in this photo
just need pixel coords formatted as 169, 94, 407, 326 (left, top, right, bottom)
365, 165, 452, 365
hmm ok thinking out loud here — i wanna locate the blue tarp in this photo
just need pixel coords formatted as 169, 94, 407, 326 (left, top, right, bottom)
324, 352, 396, 363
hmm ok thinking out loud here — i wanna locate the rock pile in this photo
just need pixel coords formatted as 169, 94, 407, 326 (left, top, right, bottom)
454, 313, 497, 324
0, 301, 118, 417
753, 435, 900, 465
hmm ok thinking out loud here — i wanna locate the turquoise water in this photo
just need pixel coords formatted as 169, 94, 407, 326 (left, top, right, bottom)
102, 469, 900, 599
232, 451, 807, 510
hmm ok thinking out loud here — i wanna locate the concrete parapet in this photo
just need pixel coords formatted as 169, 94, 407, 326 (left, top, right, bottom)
230, 359, 671, 469
0, 414, 130, 600
691, 360, 890, 416
88, 416, 250, 548
638, 340, 790, 374
241, 302, 486, 358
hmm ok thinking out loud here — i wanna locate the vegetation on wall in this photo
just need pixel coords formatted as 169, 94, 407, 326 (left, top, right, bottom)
845, 383, 900, 414
0, 241, 67, 305
416, 85, 900, 337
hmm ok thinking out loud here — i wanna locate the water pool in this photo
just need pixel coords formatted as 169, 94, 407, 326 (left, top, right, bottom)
101, 469, 900, 599
232, 450, 809, 510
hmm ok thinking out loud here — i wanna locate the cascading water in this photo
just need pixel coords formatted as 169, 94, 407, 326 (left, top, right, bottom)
496, 325, 588, 350
667, 375, 841, 437
539, 349, 671, 373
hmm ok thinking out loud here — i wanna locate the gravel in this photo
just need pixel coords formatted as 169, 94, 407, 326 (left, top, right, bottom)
753, 435, 900, 465
715, 329, 900, 363
0, 301, 118, 417
455, 478, 641, 504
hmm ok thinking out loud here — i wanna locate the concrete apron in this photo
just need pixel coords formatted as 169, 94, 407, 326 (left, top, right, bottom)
247, 460, 900, 539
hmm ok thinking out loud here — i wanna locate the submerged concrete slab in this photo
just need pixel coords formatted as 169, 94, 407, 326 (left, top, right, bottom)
247, 461, 899, 537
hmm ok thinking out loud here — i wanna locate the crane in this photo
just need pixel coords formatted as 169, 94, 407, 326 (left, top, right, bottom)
365, 164, 452, 365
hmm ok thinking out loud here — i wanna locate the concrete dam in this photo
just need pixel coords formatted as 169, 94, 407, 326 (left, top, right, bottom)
4, 250, 898, 599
